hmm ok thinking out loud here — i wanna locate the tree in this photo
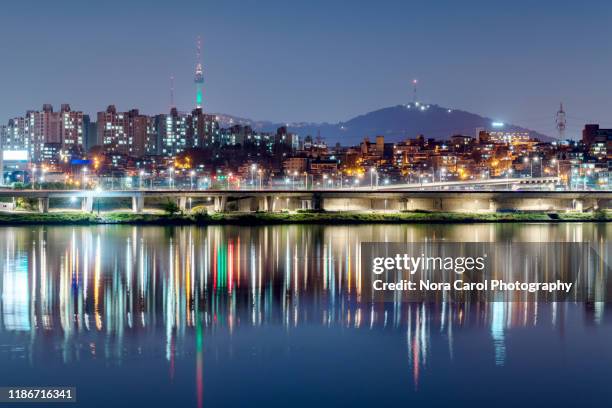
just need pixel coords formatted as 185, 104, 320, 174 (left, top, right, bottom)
163, 199, 180, 215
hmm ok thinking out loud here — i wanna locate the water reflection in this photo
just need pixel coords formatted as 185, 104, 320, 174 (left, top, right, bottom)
0, 223, 611, 404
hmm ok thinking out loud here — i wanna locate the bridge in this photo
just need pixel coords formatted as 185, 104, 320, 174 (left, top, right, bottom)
0, 186, 609, 214
368, 177, 560, 191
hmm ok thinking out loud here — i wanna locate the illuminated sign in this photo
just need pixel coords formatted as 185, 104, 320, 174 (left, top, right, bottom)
491, 122, 505, 128
2, 150, 29, 161
70, 159, 91, 165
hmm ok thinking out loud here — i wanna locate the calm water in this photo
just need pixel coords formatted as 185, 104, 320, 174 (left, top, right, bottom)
0, 223, 611, 407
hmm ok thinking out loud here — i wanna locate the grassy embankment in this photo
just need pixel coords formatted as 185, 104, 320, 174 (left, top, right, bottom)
0, 210, 609, 225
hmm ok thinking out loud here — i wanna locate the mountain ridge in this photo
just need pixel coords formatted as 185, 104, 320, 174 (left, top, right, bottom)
214, 103, 553, 144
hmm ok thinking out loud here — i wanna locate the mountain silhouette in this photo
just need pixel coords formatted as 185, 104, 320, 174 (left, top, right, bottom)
215, 103, 552, 144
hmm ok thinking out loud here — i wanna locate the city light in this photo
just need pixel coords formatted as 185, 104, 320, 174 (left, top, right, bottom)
0, 91, 607, 194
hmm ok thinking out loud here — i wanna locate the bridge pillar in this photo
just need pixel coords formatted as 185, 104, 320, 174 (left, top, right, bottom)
178, 196, 188, 212
214, 196, 227, 212
265, 195, 274, 212
574, 199, 584, 212
312, 193, 322, 211
132, 196, 144, 213
37, 197, 49, 213
82, 196, 94, 212
250, 197, 260, 212
254, 196, 264, 212
488, 199, 497, 212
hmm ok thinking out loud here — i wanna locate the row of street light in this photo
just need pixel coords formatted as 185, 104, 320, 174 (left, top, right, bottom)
38, 154, 596, 192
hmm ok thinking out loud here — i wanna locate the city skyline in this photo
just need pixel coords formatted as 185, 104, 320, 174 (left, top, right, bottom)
1, 98, 608, 192
1, 0, 612, 138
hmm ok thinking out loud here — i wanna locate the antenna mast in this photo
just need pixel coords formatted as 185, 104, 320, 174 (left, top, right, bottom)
197, 36, 202, 65
170, 74, 175, 110
412, 79, 418, 103
556, 102, 566, 139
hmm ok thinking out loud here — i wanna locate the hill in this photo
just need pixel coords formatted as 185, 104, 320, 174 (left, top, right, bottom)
215, 103, 552, 144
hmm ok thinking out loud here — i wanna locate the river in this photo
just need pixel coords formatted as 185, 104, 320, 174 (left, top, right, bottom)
0, 223, 611, 407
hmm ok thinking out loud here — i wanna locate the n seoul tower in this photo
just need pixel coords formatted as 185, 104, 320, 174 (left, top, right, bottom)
194, 36, 204, 109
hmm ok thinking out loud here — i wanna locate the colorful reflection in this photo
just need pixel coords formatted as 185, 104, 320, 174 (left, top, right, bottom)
0, 223, 610, 405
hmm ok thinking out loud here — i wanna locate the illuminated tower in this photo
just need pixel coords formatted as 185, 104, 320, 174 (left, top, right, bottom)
194, 37, 204, 109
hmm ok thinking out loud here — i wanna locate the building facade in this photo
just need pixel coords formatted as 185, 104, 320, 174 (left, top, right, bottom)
97, 106, 149, 157
158, 108, 189, 157
583, 124, 612, 168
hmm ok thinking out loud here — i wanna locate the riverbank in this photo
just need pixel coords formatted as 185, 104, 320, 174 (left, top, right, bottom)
0, 210, 609, 225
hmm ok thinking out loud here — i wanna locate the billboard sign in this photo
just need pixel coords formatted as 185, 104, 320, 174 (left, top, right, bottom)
2, 150, 29, 162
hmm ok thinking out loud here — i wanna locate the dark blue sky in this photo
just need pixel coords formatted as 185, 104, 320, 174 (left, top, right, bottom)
1, 0, 611, 137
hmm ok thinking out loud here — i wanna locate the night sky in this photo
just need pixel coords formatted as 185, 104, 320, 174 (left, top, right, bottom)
1, 0, 611, 138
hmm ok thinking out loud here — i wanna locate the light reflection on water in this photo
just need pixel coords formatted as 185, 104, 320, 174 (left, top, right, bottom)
0, 223, 611, 407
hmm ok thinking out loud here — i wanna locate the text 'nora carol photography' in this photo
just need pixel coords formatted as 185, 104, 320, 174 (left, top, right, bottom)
360, 242, 608, 302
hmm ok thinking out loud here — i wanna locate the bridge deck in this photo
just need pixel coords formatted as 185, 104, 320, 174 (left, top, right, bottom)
0, 188, 609, 198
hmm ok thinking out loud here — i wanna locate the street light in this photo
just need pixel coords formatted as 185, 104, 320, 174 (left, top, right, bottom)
524, 157, 537, 178
190, 170, 196, 190
139, 170, 145, 189
257, 169, 263, 189
370, 167, 377, 189
506, 168, 514, 189
571, 168, 578, 190
551, 158, 560, 178
168, 167, 174, 189
585, 169, 592, 190
82, 167, 88, 190
250, 164, 257, 188
31, 166, 37, 190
